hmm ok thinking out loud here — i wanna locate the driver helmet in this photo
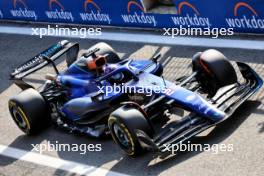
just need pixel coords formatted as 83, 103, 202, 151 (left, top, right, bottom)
86, 55, 107, 71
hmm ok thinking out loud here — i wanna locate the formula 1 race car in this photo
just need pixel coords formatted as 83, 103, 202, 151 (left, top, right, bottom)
107, 49, 263, 156
8, 41, 262, 157
8, 40, 163, 137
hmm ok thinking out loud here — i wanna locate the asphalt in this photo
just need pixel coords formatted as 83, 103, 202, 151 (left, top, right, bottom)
0, 33, 263, 176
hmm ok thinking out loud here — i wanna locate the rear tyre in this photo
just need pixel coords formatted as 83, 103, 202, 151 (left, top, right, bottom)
81, 42, 121, 63
192, 49, 237, 95
8, 88, 50, 135
108, 105, 152, 156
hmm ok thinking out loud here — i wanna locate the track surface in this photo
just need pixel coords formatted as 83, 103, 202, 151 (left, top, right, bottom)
0, 33, 264, 176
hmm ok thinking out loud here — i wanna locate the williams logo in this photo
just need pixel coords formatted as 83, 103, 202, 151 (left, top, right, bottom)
121, 0, 157, 27
9, 0, 37, 20
79, 0, 111, 24
171, 1, 211, 27
226, 2, 264, 29
45, 0, 74, 22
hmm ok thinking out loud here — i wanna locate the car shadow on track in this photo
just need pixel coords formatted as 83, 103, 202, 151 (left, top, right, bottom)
0, 101, 261, 175
106, 100, 261, 176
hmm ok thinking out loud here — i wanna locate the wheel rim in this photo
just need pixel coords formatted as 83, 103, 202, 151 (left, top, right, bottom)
113, 123, 131, 149
12, 108, 27, 129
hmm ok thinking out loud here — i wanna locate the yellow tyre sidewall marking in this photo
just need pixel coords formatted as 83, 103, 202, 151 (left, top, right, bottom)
9, 101, 31, 130
9, 101, 19, 122
108, 117, 120, 145
17, 107, 31, 130
109, 116, 135, 156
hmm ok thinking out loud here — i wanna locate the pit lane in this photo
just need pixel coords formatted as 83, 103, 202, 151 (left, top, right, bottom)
0, 32, 263, 176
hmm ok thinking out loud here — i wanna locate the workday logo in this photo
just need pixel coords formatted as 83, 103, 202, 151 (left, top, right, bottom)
226, 2, 264, 29
177, 1, 199, 15
83, 0, 100, 12
13, 0, 27, 8
121, 0, 157, 27
9, 0, 37, 20
234, 2, 257, 17
49, 0, 64, 10
45, 0, 74, 22
127, 0, 144, 13
79, 0, 111, 24
171, 1, 211, 27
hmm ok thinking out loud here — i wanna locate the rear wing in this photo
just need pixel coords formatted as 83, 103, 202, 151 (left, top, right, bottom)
10, 40, 79, 90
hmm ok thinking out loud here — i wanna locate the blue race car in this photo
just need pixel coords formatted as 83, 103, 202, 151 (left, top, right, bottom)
8, 40, 163, 137
8, 40, 262, 157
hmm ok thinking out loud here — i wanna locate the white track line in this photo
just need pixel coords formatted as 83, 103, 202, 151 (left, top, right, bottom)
0, 144, 127, 176
0, 25, 263, 50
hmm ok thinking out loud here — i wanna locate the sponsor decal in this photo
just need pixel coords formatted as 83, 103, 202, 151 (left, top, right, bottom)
79, 0, 111, 24
15, 43, 62, 73
45, 0, 74, 22
226, 2, 264, 29
121, 0, 157, 27
15, 55, 43, 73
171, 1, 211, 27
189, 93, 225, 120
164, 88, 175, 96
9, 0, 37, 20
127, 0, 144, 12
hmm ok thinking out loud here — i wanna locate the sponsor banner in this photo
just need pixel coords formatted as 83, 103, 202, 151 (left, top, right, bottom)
0, 0, 264, 33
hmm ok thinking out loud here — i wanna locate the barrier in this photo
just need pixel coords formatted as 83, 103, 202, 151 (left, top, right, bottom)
0, 0, 264, 33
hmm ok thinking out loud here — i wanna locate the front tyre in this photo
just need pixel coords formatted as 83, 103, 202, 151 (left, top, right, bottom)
192, 49, 237, 96
8, 88, 50, 135
108, 105, 152, 156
